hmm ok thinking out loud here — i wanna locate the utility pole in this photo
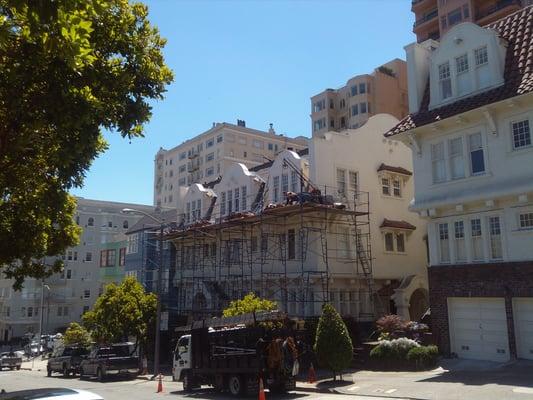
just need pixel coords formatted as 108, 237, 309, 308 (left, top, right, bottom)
153, 222, 164, 377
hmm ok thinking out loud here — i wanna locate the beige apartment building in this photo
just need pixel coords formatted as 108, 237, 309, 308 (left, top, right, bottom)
153, 120, 308, 208
412, 0, 532, 43
310, 59, 408, 137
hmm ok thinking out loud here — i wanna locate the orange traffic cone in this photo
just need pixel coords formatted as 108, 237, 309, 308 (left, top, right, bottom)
157, 374, 163, 393
308, 363, 316, 384
258, 377, 266, 400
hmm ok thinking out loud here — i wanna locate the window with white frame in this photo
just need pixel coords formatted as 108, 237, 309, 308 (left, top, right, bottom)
234, 187, 240, 212
438, 62, 452, 100
511, 119, 531, 149
273, 176, 280, 203
438, 223, 450, 263
336, 168, 346, 196
220, 192, 226, 216
449, 137, 465, 179
468, 133, 485, 175
489, 216, 503, 260
455, 54, 470, 95
454, 220, 467, 262
241, 186, 247, 210
227, 190, 233, 214
474, 46, 488, 66
470, 218, 484, 261
396, 233, 405, 252
281, 174, 289, 200
384, 232, 394, 252
519, 212, 533, 229
290, 170, 298, 193
431, 142, 446, 183
382, 178, 391, 195
349, 171, 358, 193
393, 178, 401, 197
338, 227, 351, 259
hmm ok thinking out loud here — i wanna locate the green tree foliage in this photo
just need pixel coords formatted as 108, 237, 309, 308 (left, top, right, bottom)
63, 322, 91, 347
222, 292, 277, 317
0, 0, 173, 288
82, 276, 157, 345
314, 303, 353, 380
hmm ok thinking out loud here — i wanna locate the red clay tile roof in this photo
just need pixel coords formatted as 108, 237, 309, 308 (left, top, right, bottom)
380, 219, 417, 230
377, 163, 413, 176
385, 6, 533, 137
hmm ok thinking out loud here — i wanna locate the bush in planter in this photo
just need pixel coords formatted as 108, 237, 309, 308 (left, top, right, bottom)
370, 337, 420, 361
407, 345, 439, 369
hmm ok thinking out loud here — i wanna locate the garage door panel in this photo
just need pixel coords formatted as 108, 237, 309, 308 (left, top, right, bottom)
513, 298, 533, 360
448, 298, 509, 362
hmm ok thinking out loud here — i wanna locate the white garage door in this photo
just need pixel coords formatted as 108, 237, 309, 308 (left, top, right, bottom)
513, 298, 533, 360
448, 298, 509, 362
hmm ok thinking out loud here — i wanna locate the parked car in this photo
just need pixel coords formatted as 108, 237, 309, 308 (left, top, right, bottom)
47, 345, 89, 377
0, 352, 22, 371
0, 388, 103, 400
79, 342, 139, 382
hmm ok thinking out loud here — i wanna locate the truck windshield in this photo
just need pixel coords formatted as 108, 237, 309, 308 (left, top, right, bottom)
177, 337, 189, 354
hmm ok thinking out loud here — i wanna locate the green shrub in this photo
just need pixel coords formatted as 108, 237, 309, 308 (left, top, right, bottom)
407, 345, 439, 368
370, 338, 420, 361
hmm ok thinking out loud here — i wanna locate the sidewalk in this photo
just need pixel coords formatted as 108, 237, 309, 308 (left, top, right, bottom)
326, 359, 533, 400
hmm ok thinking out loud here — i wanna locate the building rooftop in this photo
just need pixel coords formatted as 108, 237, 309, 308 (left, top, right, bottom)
386, 6, 533, 137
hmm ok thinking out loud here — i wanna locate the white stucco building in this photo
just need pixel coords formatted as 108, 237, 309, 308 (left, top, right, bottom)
386, 7, 533, 362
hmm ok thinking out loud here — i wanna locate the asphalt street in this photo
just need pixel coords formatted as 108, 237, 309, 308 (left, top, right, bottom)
0, 367, 392, 400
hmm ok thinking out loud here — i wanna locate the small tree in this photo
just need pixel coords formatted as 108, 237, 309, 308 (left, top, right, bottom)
222, 292, 277, 317
63, 322, 91, 347
314, 303, 353, 380
83, 276, 156, 348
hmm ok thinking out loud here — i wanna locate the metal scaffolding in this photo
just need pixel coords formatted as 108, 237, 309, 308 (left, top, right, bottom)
167, 174, 377, 321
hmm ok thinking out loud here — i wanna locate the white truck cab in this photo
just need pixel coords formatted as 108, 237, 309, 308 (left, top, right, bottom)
172, 334, 191, 382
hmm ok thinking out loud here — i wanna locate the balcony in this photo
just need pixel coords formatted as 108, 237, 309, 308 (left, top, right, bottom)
413, 9, 438, 29
411, 0, 436, 12
475, 0, 523, 25
188, 149, 199, 159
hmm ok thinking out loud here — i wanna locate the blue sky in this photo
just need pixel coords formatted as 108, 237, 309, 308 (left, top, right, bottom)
71, 0, 416, 205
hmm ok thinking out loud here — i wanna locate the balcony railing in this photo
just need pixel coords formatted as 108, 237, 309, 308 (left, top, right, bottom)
414, 9, 438, 28
475, 0, 522, 21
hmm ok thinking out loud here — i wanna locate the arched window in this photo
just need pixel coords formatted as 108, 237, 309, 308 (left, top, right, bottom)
123, 220, 129, 229
87, 217, 94, 227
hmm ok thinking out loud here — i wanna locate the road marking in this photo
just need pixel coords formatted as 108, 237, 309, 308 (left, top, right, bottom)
513, 387, 533, 394
347, 385, 360, 391
385, 388, 397, 394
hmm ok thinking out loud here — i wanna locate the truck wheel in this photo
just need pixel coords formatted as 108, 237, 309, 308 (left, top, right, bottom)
97, 368, 104, 382
182, 371, 193, 392
47, 367, 52, 377
16, 366, 20, 371
79, 367, 85, 379
228, 375, 244, 397
62, 365, 69, 378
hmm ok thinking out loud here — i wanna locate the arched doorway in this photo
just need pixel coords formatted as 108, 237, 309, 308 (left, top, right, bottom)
409, 288, 429, 322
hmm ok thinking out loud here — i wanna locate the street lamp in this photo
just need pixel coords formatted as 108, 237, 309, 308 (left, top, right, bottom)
122, 208, 165, 378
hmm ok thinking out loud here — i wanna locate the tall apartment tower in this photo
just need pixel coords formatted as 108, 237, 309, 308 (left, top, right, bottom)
153, 121, 308, 208
310, 59, 408, 137
412, 0, 532, 43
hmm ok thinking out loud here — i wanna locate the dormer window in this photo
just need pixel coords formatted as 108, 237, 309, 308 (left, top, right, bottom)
438, 62, 452, 100
475, 46, 488, 66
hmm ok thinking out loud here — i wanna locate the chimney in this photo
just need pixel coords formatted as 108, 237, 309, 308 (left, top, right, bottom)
268, 123, 275, 134
404, 39, 438, 114
212, 122, 216, 128
237, 119, 246, 127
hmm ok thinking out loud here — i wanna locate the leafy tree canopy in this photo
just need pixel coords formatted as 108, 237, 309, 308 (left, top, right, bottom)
222, 292, 277, 317
63, 322, 91, 347
314, 303, 353, 380
0, 0, 173, 288
82, 276, 157, 345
